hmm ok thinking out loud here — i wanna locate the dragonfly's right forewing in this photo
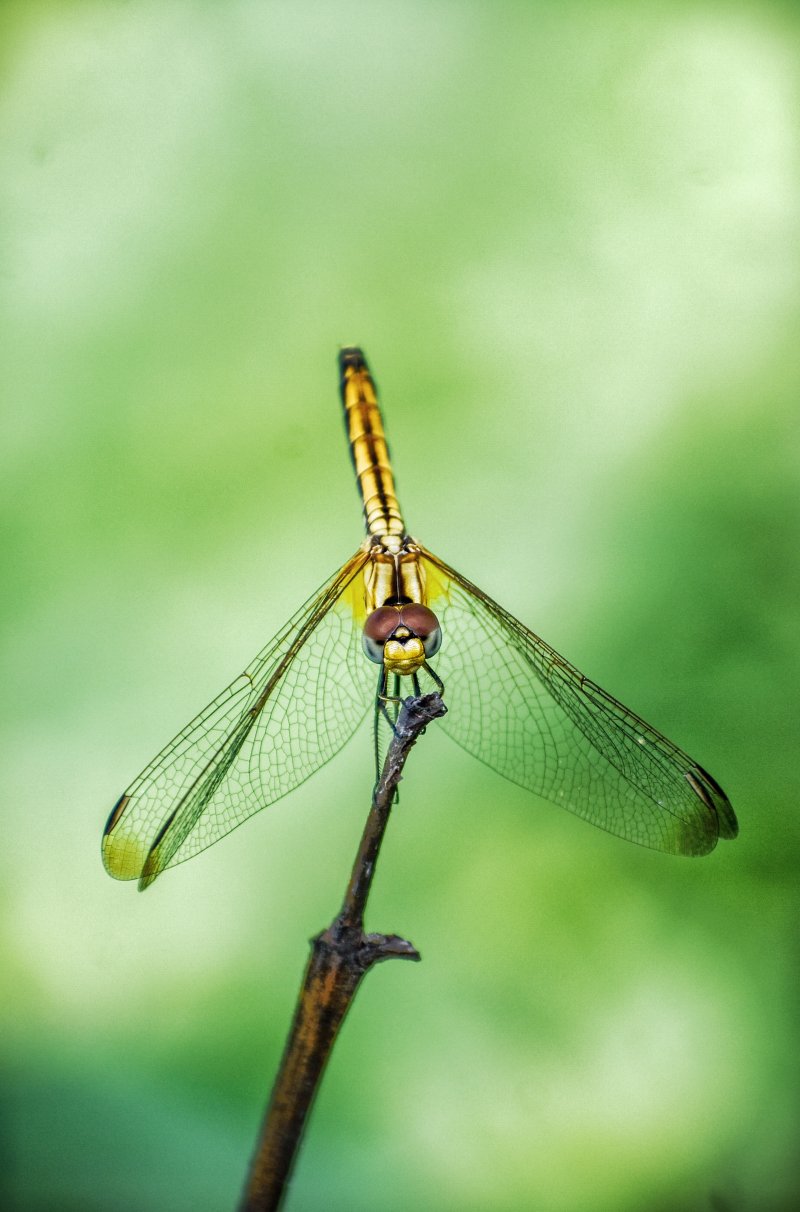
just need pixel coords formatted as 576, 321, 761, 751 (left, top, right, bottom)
419, 546, 737, 856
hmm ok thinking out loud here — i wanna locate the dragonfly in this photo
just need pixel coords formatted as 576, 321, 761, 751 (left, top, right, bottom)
103, 347, 738, 889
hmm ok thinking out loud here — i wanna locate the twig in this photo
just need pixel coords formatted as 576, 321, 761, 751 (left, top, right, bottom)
240, 691, 446, 1212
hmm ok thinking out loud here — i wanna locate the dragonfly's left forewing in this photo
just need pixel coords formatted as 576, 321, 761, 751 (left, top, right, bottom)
103, 549, 373, 888
419, 547, 737, 855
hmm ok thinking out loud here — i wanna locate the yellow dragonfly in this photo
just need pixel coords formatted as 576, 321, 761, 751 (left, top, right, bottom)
103, 347, 737, 889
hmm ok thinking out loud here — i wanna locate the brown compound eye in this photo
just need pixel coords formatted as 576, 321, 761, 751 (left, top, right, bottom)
399, 604, 442, 658
362, 606, 402, 663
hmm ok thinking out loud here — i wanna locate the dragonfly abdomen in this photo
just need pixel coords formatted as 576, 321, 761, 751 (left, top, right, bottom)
339, 346, 405, 539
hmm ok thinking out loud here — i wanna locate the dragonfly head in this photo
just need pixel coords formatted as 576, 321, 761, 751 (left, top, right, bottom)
363, 603, 442, 675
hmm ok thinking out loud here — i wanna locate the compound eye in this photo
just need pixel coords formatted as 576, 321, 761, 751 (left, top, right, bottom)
399, 604, 442, 658
362, 606, 401, 664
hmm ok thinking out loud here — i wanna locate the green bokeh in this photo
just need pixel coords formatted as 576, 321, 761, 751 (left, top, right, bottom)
2, 3, 797, 1209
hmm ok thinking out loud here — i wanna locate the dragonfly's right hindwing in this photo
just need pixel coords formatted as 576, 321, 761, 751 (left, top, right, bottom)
419, 547, 736, 856
102, 550, 373, 888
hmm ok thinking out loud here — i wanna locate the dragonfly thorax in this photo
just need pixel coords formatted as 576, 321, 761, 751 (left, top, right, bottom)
362, 603, 442, 674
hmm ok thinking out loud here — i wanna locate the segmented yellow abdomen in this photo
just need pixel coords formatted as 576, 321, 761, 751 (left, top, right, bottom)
339, 347, 405, 538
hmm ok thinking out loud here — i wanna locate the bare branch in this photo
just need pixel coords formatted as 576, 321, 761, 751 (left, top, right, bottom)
240, 691, 446, 1212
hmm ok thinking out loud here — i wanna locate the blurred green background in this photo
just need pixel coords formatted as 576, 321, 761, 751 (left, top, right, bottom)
1, 2, 797, 1209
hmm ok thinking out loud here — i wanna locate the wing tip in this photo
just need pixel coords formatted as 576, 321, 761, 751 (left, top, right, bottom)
101, 793, 142, 881
103, 792, 130, 836
685, 764, 738, 843
101, 830, 148, 882
102, 791, 165, 886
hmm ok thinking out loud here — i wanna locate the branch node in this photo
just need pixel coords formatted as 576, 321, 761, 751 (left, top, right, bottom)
361, 933, 421, 965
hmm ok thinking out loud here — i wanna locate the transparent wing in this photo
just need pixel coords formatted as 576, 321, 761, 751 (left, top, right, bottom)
103, 549, 374, 888
419, 546, 737, 855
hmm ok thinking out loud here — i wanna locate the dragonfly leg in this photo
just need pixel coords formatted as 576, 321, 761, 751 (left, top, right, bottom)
423, 661, 444, 695
377, 671, 403, 730
373, 669, 405, 795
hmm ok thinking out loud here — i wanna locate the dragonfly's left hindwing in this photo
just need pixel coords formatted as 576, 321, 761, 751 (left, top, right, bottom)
103, 550, 373, 888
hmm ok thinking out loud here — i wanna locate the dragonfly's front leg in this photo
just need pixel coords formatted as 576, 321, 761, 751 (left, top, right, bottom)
421, 661, 444, 696
379, 664, 444, 729
377, 669, 404, 733
373, 668, 403, 788
373, 664, 445, 790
